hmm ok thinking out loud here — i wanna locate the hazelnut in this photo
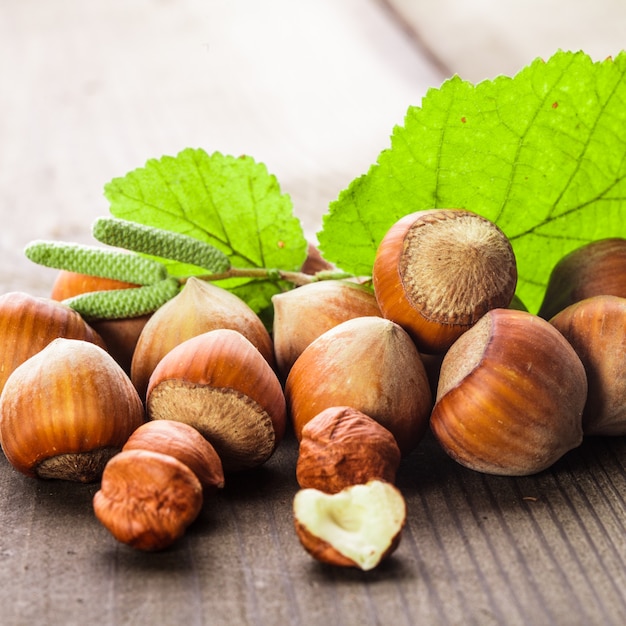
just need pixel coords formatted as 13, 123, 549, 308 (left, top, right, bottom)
285, 316, 432, 455
271, 280, 381, 378
372, 209, 517, 353
0, 291, 105, 395
93, 449, 203, 551
300, 242, 334, 275
296, 406, 401, 493
123, 420, 225, 494
131, 277, 275, 399
0, 338, 145, 482
550, 295, 626, 435
431, 308, 587, 475
146, 329, 286, 472
539, 238, 626, 319
293, 480, 406, 571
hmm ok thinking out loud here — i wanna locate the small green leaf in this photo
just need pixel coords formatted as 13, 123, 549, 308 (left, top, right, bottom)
104, 148, 308, 313
318, 50, 626, 312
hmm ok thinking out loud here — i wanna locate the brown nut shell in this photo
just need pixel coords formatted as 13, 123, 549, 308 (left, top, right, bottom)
146, 329, 286, 472
0, 291, 106, 395
132, 277, 275, 399
431, 308, 586, 476
123, 420, 225, 493
372, 209, 517, 353
550, 295, 626, 435
539, 238, 626, 320
285, 316, 432, 455
272, 280, 381, 379
0, 338, 145, 482
93, 449, 203, 551
296, 406, 401, 493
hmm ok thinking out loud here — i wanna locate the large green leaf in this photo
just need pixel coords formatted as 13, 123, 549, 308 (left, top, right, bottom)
104, 148, 307, 313
318, 50, 626, 312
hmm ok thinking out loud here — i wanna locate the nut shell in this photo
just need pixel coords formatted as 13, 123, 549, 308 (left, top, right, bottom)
285, 316, 432, 455
272, 280, 381, 379
146, 329, 286, 472
550, 295, 626, 435
539, 238, 626, 319
296, 406, 401, 493
0, 291, 105, 395
372, 209, 517, 353
431, 308, 586, 475
0, 338, 145, 481
93, 448, 203, 551
132, 277, 275, 399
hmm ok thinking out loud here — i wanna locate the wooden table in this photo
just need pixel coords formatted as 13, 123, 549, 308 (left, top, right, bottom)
2, 2, 626, 624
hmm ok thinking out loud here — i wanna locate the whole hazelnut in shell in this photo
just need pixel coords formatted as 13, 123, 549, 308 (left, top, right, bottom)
550, 295, 626, 436
0, 291, 105, 395
132, 277, 274, 399
272, 280, 381, 379
285, 316, 432, 455
146, 329, 286, 472
0, 338, 145, 482
372, 209, 517, 353
539, 238, 626, 320
431, 308, 587, 475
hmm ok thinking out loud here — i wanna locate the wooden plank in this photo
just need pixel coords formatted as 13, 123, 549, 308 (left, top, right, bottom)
1, 433, 626, 625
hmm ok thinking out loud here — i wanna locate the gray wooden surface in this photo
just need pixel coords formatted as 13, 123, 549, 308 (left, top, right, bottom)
2, 1, 626, 625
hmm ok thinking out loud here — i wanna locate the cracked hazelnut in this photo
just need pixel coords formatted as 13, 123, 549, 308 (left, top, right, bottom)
293, 480, 406, 571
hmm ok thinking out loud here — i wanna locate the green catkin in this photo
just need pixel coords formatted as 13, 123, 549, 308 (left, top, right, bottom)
92, 217, 231, 274
64, 277, 181, 320
24, 240, 167, 285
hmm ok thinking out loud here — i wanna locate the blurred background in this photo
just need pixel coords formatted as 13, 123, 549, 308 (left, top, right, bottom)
1, 0, 624, 294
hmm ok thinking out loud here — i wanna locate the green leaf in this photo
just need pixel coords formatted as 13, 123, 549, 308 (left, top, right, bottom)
318, 50, 626, 313
104, 148, 307, 313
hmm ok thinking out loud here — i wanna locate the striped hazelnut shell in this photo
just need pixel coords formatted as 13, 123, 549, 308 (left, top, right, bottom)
431, 308, 586, 475
0, 338, 145, 482
0, 291, 106, 395
550, 295, 626, 436
131, 277, 275, 399
146, 329, 286, 472
285, 316, 432, 455
372, 209, 517, 354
